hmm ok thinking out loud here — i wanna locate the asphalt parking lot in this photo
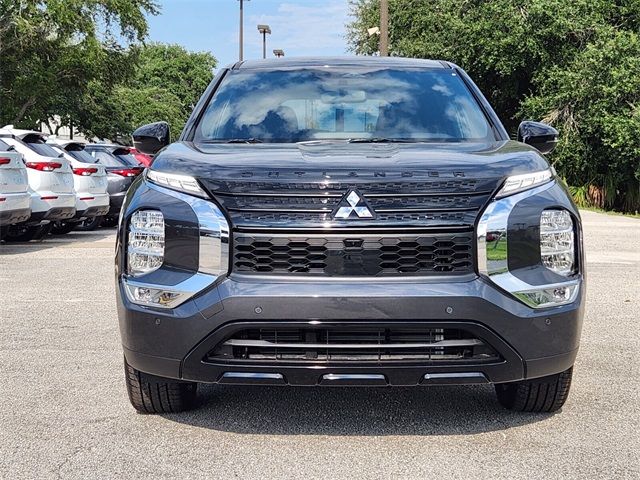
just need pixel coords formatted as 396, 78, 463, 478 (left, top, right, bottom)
1, 210, 638, 479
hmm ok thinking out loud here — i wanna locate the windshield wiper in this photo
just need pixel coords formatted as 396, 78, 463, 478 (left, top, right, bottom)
347, 137, 414, 143
201, 138, 264, 144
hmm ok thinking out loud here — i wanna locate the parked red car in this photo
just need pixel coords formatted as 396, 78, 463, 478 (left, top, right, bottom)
128, 147, 153, 167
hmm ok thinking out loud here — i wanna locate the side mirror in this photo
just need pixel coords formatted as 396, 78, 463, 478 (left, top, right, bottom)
517, 121, 558, 155
132, 121, 170, 155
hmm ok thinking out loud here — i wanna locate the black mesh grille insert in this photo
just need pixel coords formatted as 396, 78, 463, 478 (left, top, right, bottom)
232, 233, 474, 276
207, 326, 500, 364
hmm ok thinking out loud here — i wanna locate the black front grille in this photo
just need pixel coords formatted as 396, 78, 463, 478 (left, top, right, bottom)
210, 179, 485, 194
203, 175, 501, 229
207, 326, 501, 364
234, 210, 472, 225
233, 233, 474, 276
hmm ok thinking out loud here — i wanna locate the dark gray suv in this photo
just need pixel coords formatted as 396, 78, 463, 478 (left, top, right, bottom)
116, 57, 584, 414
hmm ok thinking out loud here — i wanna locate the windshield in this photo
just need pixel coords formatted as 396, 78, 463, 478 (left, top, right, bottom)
195, 68, 494, 143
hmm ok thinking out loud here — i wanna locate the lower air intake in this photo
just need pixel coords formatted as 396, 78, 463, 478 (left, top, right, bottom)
207, 326, 500, 364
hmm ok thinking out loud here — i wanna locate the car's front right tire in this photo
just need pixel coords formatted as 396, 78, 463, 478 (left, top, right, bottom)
495, 367, 573, 412
124, 358, 198, 414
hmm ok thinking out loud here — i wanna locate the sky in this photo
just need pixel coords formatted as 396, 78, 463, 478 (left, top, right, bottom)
146, 0, 353, 69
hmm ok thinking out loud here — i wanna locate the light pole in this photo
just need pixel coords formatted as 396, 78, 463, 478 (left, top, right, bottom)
238, 0, 250, 61
257, 24, 271, 59
273, 49, 285, 58
380, 0, 389, 56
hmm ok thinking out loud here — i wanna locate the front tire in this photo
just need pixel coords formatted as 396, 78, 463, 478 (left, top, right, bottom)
495, 367, 573, 412
124, 358, 198, 414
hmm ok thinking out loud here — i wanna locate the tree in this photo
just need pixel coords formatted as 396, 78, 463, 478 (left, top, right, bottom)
76, 43, 217, 141
0, 0, 158, 128
347, 0, 640, 211
521, 29, 640, 211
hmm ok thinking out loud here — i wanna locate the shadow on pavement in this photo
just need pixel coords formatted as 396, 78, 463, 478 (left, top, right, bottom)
162, 384, 554, 435
0, 227, 116, 255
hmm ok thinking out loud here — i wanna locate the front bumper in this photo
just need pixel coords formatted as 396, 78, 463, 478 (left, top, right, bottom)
118, 275, 584, 386
116, 176, 584, 387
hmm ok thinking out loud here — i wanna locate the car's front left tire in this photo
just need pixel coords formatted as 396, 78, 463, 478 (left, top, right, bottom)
495, 367, 573, 412
124, 358, 198, 414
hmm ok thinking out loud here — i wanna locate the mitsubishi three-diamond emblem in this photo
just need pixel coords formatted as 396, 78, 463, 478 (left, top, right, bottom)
333, 190, 374, 219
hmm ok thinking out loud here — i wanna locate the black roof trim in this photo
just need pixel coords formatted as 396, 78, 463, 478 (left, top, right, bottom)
224, 56, 448, 71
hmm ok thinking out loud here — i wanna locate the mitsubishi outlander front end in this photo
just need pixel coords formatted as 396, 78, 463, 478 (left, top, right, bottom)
116, 57, 584, 414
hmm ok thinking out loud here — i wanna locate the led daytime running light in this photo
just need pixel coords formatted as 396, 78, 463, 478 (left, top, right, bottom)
496, 169, 553, 198
147, 169, 207, 198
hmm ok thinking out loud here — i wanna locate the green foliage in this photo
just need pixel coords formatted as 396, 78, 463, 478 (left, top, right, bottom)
0, 2, 215, 144
0, 0, 158, 128
347, 0, 640, 212
76, 43, 216, 141
568, 185, 591, 209
521, 29, 640, 212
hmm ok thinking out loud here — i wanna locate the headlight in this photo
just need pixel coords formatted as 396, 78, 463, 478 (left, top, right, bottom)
478, 182, 581, 309
127, 210, 164, 277
122, 180, 230, 309
540, 209, 574, 275
496, 169, 553, 198
147, 170, 208, 198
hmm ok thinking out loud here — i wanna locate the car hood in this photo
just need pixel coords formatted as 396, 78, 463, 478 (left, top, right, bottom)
150, 140, 550, 183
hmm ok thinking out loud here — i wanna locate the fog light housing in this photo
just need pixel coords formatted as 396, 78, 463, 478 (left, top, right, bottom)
128, 210, 164, 277
122, 273, 215, 309
127, 285, 181, 307
540, 209, 575, 276
514, 282, 580, 308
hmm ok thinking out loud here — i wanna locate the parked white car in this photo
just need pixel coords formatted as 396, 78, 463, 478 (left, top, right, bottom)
46, 137, 110, 234
0, 149, 31, 240
0, 127, 76, 241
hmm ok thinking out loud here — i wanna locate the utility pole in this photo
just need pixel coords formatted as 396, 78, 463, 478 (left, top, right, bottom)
379, 0, 389, 56
238, 0, 250, 61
